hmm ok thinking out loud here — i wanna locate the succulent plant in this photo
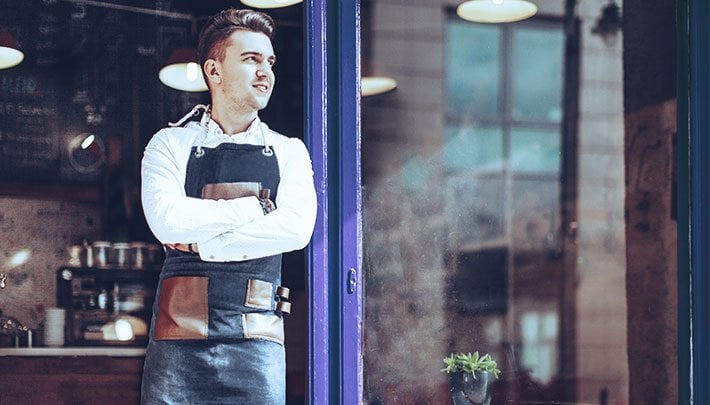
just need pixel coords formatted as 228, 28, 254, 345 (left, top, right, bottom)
441, 351, 501, 379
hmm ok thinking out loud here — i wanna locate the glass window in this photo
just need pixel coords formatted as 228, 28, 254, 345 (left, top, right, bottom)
443, 125, 503, 172
511, 27, 565, 123
446, 22, 500, 119
361, 2, 678, 404
510, 128, 561, 173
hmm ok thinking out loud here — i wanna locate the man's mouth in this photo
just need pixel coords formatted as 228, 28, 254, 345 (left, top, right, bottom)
253, 83, 270, 93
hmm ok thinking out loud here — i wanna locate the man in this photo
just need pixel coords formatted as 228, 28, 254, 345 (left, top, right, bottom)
140, 8, 317, 404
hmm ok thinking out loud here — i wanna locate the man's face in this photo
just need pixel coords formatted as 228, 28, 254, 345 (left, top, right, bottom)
214, 30, 276, 113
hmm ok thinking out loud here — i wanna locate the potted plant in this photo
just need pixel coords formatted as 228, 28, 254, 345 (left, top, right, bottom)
441, 351, 501, 405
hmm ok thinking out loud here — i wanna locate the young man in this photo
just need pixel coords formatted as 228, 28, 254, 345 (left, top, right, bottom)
140, 8, 317, 404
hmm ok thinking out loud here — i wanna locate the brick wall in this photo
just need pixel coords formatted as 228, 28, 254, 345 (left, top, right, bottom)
0, 198, 101, 330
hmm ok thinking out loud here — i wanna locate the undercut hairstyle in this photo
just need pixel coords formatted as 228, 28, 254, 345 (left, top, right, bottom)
198, 8, 276, 67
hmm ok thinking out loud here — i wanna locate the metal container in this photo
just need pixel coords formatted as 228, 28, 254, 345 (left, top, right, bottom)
129, 242, 147, 269
92, 241, 111, 269
111, 243, 131, 268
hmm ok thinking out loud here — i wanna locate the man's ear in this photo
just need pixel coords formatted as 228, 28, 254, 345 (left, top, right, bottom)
203, 59, 222, 84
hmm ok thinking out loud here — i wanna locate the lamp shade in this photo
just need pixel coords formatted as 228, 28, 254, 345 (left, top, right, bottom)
0, 29, 24, 70
456, 0, 537, 23
240, 0, 302, 9
361, 76, 397, 97
158, 48, 208, 92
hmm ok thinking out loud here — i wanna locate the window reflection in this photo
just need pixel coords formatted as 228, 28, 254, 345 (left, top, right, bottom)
361, 1, 677, 404
446, 23, 500, 118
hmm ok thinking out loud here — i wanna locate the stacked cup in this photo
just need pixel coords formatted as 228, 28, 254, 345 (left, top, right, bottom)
44, 308, 66, 347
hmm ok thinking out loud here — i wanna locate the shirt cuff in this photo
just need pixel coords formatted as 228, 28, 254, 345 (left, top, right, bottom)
198, 235, 242, 262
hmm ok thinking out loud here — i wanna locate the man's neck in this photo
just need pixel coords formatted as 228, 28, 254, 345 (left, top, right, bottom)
210, 104, 258, 135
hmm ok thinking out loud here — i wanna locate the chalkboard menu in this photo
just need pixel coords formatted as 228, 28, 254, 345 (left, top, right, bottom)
0, 1, 66, 182
0, 0, 129, 183
0, 0, 204, 184
0, 0, 302, 186
0, 74, 61, 180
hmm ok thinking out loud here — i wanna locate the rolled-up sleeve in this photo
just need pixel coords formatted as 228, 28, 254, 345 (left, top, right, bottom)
141, 130, 265, 244
198, 138, 317, 262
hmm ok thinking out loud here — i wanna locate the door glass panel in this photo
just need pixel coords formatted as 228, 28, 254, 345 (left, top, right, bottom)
510, 128, 561, 173
444, 125, 503, 172
446, 22, 500, 118
511, 178, 559, 249
511, 27, 565, 123
361, 2, 678, 404
445, 175, 506, 246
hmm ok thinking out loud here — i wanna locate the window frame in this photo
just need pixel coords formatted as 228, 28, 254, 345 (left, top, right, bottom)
306, 1, 704, 404
680, 0, 708, 403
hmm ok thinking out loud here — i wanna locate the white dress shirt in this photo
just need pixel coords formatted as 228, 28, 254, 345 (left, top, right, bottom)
141, 117, 317, 262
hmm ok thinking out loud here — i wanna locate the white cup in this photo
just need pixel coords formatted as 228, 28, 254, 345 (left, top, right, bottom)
45, 307, 65, 319
44, 308, 65, 347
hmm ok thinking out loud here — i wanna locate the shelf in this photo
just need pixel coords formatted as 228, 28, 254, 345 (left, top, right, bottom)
0, 347, 146, 357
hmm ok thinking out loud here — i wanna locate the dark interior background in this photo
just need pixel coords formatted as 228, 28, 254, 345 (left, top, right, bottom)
0, 0, 303, 244
1, 3, 307, 402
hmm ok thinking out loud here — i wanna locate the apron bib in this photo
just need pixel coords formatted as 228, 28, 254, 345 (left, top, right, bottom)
141, 142, 287, 405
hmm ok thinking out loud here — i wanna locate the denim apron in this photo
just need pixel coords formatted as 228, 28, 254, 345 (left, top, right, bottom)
141, 142, 287, 404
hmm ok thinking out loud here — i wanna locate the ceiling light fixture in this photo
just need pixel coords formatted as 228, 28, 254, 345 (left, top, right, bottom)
361, 76, 397, 97
158, 48, 208, 92
240, 0, 302, 9
456, 0, 537, 24
0, 29, 24, 70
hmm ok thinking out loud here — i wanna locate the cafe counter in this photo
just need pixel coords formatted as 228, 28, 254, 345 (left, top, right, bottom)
0, 347, 146, 356
0, 346, 145, 404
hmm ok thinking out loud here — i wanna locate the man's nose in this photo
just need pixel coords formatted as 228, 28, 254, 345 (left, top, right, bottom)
256, 66, 271, 78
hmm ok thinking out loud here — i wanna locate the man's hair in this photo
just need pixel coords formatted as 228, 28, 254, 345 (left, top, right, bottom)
197, 8, 276, 66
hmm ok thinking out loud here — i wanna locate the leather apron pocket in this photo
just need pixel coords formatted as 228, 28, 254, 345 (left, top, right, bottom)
243, 313, 284, 345
154, 276, 209, 340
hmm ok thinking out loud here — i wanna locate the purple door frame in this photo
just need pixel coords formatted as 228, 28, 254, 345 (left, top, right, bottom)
304, 0, 330, 403
305, 0, 362, 404
337, 0, 364, 404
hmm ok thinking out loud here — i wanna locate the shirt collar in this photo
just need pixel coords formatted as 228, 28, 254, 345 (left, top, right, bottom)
207, 116, 262, 138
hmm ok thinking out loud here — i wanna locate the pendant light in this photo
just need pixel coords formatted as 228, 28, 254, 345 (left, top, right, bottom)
456, 0, 537, 24
0, 29, 24, 70
240, 0, 302, 9
361, 76, 397, 97
158, 48, 208, 92
361, 59, 397, 97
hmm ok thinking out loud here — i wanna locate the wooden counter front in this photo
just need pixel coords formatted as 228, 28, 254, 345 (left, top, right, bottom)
0, 354, 145, 405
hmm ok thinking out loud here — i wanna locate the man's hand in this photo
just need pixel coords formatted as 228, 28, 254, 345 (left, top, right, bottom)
259, 188, 275, 214
259, 198, 276, 214
166, 243, 199, 254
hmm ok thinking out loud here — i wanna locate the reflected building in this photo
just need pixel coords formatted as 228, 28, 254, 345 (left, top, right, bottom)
360, 0, 676, 404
